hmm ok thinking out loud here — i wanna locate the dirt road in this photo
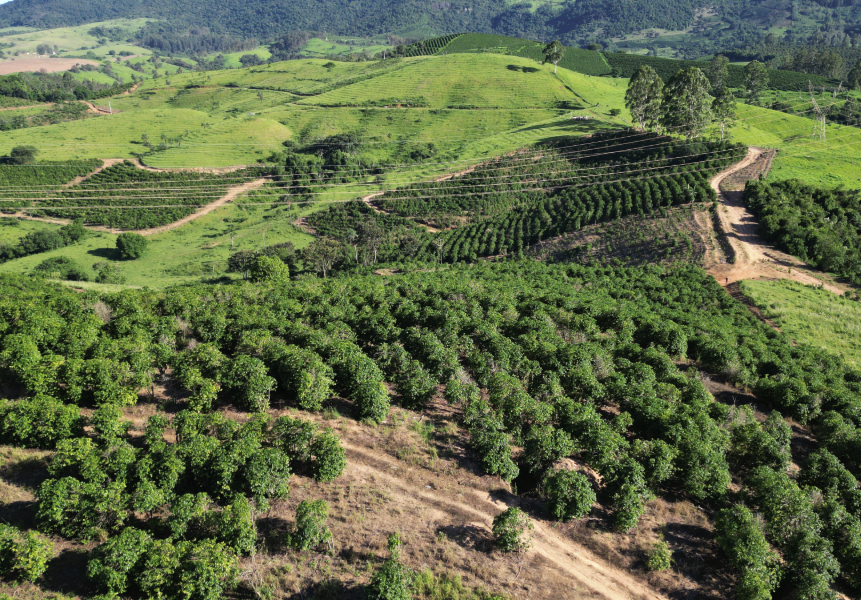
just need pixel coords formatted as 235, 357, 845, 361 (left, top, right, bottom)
706, 148, 846, 294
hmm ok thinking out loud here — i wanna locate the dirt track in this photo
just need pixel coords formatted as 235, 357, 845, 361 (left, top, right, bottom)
706, 148, 847, 294
341, 439, 668, 600
5, 158, 266, 236
132, 178, 266, 236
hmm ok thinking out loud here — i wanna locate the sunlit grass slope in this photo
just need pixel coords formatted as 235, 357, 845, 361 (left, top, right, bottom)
0, 19, 153, 56
732, 103, 861, 188
296, 54, 585, 109
741, 279, 861, 367
0, 204, 314, 287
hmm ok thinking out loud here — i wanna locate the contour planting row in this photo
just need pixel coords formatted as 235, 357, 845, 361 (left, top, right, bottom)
25, 161, 261, 229
2, 261, 861, 597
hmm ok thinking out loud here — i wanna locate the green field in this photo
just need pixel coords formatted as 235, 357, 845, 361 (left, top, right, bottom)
741, 279, 861, 367
0, 219, 62, 244
731, 103, 861, 188
0, 203, 314, 287
300, 37, 389, 58
0, 19, 153, 56
0, 54, 627, 171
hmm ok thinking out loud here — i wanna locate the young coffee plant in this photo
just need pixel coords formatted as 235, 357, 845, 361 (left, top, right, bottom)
491, 507, 533, 553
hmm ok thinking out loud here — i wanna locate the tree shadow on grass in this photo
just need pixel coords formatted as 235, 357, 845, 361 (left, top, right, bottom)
437, 523, 494, 552
86, 246, 121, 260
41, 547, 93, 599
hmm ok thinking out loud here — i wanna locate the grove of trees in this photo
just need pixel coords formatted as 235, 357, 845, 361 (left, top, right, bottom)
2, 251, 861, 596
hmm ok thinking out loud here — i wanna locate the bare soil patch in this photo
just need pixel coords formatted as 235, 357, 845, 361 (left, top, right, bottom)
0, 57, 100, 75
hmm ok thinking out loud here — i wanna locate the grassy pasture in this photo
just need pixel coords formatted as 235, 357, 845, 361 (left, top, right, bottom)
0, 19, 153, 56
0, 219, 63, 244
731, 103, 861, 188
741, 279, 861, 367
296, 54, 585, 109
0, 203, 314, 287
300, 38, 389, 58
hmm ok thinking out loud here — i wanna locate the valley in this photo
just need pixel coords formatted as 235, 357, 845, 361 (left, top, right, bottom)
2, 22, 861, 600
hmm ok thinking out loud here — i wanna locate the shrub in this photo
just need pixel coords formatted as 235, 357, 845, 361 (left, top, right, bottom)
271, 345, 333, 411
223, 354, 276, 412
250, 255, 289, 282
544, 470, 595, 522
0, 525, 53, 582
367, 533, 413, 600
7, 146, 37, 165
87, 527, 152, 594
115, 232, 148, 260
93, 262, 126, 284
0, 395, 83, 448
646, 540, 673, 571
32, 256, 90, 281
243, 447, 291, 510
491, 507, 533, 553
310, 428, 346, 482
37, 476, 128, 541
216, 496, 257, 555
288, 499, 333, 551
714, 505, 784, 600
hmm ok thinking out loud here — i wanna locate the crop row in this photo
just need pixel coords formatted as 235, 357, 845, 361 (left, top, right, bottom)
28, 161, 257, 229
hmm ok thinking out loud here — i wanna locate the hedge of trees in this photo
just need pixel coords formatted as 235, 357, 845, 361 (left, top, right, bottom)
2, 256, 861, 596
0, 220, 87, 264
0, 72, 133, 103
603, 52, 833, 92
744, 178, 861, 284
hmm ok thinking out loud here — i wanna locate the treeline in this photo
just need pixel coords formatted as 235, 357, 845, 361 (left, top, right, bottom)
603, 52, 834, 92
0, 0, 764, 49
0, 71, 132, 102
2, 257, 861, 597
745, 179, 861, 284
726, 42, 861, 81
0, 220, 87, 264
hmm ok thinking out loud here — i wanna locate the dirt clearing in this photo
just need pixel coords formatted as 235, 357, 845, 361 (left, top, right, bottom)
0, 57, 100, 75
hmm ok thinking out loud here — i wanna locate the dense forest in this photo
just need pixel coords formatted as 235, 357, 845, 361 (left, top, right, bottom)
0, 0, 786, 46
2, 258, 861, 598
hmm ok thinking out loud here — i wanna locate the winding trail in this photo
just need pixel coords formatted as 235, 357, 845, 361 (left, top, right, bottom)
706, 147, 846, 294
131, 178, 266, 236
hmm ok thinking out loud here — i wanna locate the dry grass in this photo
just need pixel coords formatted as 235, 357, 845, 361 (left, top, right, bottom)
0, 386, 741, 600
